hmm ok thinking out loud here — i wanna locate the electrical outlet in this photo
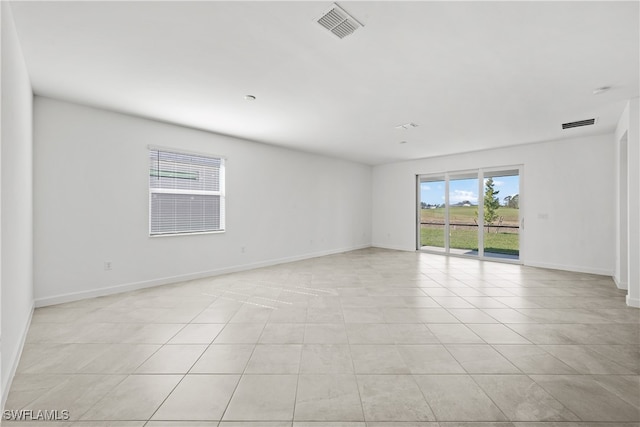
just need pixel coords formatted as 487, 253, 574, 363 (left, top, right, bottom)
104, 261, 112, 271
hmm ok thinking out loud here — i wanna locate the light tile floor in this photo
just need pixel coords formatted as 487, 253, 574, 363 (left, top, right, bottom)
5, 248, 640, 426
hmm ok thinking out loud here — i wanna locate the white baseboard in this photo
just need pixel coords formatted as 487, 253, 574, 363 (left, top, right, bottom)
371, 243, 414, 252
1, 302, 34, 410
35, 244, 371, 308
613, 275, 628, 290
626, 295, 640, 308
373, 248, 613, 277
524, 260, 613, 277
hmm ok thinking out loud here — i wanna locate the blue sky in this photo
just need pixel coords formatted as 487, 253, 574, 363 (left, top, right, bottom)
421, 175, 519, 206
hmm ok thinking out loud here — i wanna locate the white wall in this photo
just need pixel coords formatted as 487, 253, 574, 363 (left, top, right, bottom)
372, 134, 615, 276
1, 1, 34, 407
615, 103, 629, 290
615, 98, 640, 307
33, 97, 372, 305
1, 0, 3, 404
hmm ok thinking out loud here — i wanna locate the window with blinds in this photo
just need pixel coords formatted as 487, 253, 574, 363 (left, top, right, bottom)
149, 148, 225, 235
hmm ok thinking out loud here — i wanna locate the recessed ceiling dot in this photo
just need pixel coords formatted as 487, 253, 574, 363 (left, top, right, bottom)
592, 86, 611, 95
399, 141, 408, 144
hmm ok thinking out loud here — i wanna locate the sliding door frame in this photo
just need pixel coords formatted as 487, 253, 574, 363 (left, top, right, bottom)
417, 165, 524, 264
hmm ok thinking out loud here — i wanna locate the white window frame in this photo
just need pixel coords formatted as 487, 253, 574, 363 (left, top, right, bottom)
416, 165, 523, 264
148, 146, 226, 237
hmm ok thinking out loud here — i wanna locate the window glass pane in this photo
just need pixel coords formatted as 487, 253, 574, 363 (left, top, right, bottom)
483, 172, 519, 259
419, 176, 446, 251
150, 150, 221, 192
448, 175, 479, 256
149, 148, 224, 235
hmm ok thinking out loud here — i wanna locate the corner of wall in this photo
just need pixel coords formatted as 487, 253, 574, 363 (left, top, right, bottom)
616, 98, 640, 307
0, 0, 4, 406
0, 303, 33, 410
1, 0, 36, 410
628, 98, 640, 308
613, 275, 628, 291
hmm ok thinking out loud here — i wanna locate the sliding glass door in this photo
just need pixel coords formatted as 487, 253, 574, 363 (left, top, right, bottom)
417, 166, 522, 262
448, 173, 479, 256
419, 176, 446, 251
482, 169, 520, 260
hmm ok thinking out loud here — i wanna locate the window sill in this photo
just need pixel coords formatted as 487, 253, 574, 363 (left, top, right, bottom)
149, 230, 225, 238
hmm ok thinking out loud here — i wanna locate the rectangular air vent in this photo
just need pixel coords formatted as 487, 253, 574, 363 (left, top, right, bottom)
317, 4, 363, 39
562, 118, 597, 129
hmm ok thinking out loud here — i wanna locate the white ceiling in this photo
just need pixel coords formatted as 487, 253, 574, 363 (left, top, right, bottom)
9, 1, 640, 165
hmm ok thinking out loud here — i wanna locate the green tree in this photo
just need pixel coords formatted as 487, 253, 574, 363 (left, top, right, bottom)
509, 194, 519, 209
484, 178, 500, 229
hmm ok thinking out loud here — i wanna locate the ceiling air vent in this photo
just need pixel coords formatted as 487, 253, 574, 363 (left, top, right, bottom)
317, 4, 363, 39
562, 118, 597, 129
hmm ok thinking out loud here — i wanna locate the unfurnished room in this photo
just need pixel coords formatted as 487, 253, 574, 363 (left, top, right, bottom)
1, 1, 639, 426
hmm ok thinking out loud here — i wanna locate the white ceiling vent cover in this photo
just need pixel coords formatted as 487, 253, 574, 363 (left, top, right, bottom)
317, 4, 363, 39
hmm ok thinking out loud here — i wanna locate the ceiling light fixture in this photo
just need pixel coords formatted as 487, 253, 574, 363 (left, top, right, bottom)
244, 95, 256, 101
395, 122, 419, 130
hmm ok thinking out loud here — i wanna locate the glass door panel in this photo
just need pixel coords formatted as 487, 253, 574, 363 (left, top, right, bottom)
482, 169, 520, 260
448, 173, 479, 256
419, 176, 446, 251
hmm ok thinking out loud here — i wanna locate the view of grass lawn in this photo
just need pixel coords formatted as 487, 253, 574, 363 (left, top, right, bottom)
421, 206, 519, 224
419, 175, 520, 257
420, 227, 519, 256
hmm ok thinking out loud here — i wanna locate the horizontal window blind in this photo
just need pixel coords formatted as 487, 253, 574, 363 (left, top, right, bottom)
149, 148, 225, 235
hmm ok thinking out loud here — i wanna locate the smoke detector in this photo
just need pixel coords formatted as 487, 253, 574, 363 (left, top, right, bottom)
317, 4, 363, 39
